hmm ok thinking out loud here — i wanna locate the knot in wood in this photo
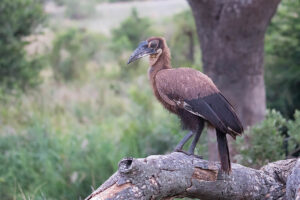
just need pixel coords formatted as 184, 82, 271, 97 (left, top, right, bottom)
118, 157, 134, 174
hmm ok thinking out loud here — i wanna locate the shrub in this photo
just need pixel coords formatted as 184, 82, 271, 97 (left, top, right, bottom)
287, 110, 300, 155
64, 0, 96, 19
49, 28, 105, 82
110, 8, 156, 79
111, 8, 155, 53
0, 0, 45, 90
235, 110, 287, 167
0, 68, 186, 199
0, 120, 115, 199
169, 10, 201, 68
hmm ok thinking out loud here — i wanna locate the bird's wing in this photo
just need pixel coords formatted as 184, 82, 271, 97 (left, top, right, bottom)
155, 68, 243, 137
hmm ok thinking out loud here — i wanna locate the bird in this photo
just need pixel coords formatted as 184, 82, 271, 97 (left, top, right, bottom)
127, 36, 243, 173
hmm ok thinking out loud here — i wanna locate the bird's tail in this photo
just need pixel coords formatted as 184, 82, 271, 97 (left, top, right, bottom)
216, 130, 231, 174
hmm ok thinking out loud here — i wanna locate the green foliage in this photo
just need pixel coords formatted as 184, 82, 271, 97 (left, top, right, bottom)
0, 120, 115, 199
0, 0, 45, 90
123, 84, 180, 156
169, 10, 200, 68
287, 110, 300, 154
265, 0, 300, 118
0, 72, 184, 199
64, 0, 97, 19
111, 8, 155, 53
235, 110, 296, 168
52, 0, 97, 19
110, 8, 156, 79
49, 28, 105, 81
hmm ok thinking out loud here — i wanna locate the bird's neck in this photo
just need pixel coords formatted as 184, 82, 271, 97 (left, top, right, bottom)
148, 49, 172, 82
148, 49, 177, 114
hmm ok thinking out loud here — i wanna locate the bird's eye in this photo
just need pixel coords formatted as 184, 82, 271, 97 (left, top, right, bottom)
150, 41, 158, 49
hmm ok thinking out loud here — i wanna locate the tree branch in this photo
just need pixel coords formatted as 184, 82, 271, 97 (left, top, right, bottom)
85, 152, 298, 200
287, 159, 300, 200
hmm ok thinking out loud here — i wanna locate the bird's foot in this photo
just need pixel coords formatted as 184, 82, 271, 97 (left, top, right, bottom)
174, 149, 203, 159
190, 154, 203, 159
174, 149, 189, 154
174, 146, 183, 152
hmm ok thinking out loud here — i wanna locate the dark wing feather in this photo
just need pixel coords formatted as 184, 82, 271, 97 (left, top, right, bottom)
172, 93, 243, 138
155, 68, 243, 137
182, 97, 228, 133
202, 93, 243, 136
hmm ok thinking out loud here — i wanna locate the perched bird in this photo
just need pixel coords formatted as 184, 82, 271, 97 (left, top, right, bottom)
127, 37, 243, 173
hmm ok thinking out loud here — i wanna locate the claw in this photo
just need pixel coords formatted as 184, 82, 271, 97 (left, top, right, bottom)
174, 149, 203, 159
192, 154, 203, 159
174, 149, 190, 155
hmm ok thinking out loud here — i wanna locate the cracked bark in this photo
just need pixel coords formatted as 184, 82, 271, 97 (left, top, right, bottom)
85, 152, 299, 200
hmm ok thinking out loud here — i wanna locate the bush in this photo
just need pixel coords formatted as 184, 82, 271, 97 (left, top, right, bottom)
169, 10, 200, 68
235, 110, 286, 167
235, 109, 300, 168
0, 66, 186, 199
287, 110, 300, 155
123, 84, 180, 156
111, 8, 155, 53
64, 0, 96, 19
0, 0, 45, 90
110, 8, 156, 79
49, 28, 105, 82
0, 120, 115, 199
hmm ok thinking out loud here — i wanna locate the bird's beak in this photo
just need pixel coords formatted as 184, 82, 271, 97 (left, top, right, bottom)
127, 41, 156, 64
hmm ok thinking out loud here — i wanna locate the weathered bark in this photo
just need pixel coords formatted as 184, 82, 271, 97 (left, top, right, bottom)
286, 159, 300, 200
187, 0, 281, 128
85, 152, 299, 200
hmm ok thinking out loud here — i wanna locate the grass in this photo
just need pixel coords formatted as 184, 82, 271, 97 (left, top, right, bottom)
0, 64, 187, 199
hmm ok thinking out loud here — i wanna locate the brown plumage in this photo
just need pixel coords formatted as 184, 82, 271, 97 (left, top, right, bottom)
128, 36, 243, 173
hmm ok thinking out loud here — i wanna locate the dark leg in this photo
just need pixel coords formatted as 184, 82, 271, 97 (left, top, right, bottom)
188, 120, 204, 155
174, 131, 194, 151
216, 129, 231, 174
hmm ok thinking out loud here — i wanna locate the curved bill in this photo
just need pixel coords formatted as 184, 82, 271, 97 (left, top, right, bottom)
127, 41, 156, 64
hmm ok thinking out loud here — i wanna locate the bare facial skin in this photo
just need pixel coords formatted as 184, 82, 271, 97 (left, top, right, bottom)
149, 48, 162, 66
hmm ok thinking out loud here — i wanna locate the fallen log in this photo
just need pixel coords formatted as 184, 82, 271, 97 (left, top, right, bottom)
85, 152, 298, 200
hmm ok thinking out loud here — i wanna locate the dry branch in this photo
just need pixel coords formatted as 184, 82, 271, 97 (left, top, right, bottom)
85, 152, 298, 200
287, 159, 300, 200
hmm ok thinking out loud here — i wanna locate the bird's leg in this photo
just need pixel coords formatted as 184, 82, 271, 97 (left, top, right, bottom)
187, 131, 202, 156
174, 131, 194, 151
188, 120, 204, 155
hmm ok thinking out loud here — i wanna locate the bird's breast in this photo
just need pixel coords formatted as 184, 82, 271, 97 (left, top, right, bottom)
150, 75, 177, 114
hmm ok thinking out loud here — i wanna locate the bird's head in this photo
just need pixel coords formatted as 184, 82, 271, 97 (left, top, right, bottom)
127, 37, 168, 66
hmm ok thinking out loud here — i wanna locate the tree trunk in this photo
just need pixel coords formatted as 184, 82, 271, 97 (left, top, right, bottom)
187, 0, 281, 128
85, 152, 299, 200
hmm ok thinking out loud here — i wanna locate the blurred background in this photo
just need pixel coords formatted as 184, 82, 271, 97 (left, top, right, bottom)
0, 0, 299, 199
